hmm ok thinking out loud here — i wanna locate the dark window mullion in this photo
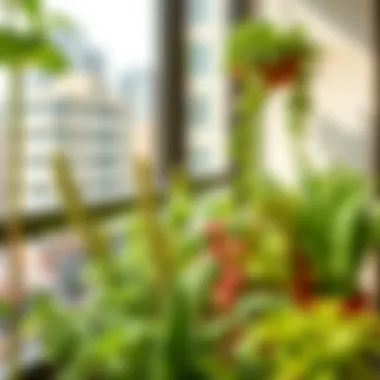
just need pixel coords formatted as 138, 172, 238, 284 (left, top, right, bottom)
159, 0, 187, 178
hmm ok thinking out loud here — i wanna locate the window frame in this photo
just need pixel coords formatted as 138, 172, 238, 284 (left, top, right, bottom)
0, 0, 252, 241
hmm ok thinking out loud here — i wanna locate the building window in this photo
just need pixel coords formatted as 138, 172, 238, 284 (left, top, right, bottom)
188, 146, 210, 174
29, 128, 49, 140
29, 155, 46, 169
96, 154, 116, 168
56, 126, 69, 143
187, 0, 209, 25
29, 183, 50, 198
188, 95, 209, 127
51, 100, 70, 115
98, 130, 116, 142
188, 43, 211, 75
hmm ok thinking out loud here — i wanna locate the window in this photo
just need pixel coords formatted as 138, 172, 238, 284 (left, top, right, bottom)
188, 145, 211, 175
51, 100, 70, 115
188, 95, 210, 127
56, 125, 69, 143
29, 127, 50, 140
28, 183, 50, 200
95, 153, 116, 168
188, 42, 211, 75
0, 0, 230, 306
185, 0, 230, 176
28, 155, 47, 169
187, 0, 209, 25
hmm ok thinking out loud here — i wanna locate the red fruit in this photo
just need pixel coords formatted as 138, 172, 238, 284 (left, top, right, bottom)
290, 274, 315, 310
341, 293, 369, 316
291, 287, 315, 310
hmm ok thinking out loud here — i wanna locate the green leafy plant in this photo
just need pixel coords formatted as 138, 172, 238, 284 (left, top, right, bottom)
2, 1, 74, 376
227, 21, 316, 205
237, 300, 380, 379
293, 167, 378, 296
227, 20, 316, 86
21, 18, 380, 380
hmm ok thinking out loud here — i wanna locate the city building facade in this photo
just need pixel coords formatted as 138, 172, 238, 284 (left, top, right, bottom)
185, 0, 230, 176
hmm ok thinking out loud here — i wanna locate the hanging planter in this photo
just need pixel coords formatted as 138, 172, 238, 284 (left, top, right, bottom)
227, 21, 316, 90
258, 56, 300, 88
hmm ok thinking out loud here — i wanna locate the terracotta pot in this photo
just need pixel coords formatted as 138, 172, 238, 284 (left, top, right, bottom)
258, 57, 299, 88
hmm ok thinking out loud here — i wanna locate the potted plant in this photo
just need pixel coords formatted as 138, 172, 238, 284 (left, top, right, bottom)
289, 167, 380, 313
227, 21, 316, 88
237, 300, 380, 379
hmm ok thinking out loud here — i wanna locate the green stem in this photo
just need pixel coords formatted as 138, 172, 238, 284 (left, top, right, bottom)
287, 68, 311, 181
231, 76, 265, 205
52, 154, 109, 259
134, 159, 173, 292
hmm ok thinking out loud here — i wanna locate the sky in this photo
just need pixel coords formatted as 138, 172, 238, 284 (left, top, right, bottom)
0, 0, 157, 98
49, 0, 158, 73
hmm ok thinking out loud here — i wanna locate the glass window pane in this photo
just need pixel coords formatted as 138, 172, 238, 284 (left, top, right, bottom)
185, 0, 231, 177
0, 0, 162, 318
187, 0, 210, 25
188, 43, 211, 75
188, 95, 210, 127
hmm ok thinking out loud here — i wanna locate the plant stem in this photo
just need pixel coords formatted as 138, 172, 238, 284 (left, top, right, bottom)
287, 67, 311, 181
231, 76, 265, 205
134, 159, 173, 291
52, 153, 109, 259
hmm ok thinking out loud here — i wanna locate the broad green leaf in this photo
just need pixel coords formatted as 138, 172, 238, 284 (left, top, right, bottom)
33, 40, 69, 72
0, 28, 44, 64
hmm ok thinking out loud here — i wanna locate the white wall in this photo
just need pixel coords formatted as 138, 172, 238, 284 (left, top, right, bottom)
257, 0, 375, 182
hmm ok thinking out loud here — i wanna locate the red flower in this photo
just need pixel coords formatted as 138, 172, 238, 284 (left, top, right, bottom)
213, 284, 236, 312
213, 267, 245, 312
224, 237, 246, 264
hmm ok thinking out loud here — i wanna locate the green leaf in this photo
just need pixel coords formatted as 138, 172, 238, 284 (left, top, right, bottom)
33, 41, 69, 72
19, 0, 43, 21
330, 197, 367, 291
0, 28, 44, 64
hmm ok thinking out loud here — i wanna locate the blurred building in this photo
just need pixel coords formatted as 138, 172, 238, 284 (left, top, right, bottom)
185, 0, 230, 176
22, 30, 130, 213
121, 70, 157, 127
120, 69, 158, 169
25, 73, 129, 213
0, 31, 130, 299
